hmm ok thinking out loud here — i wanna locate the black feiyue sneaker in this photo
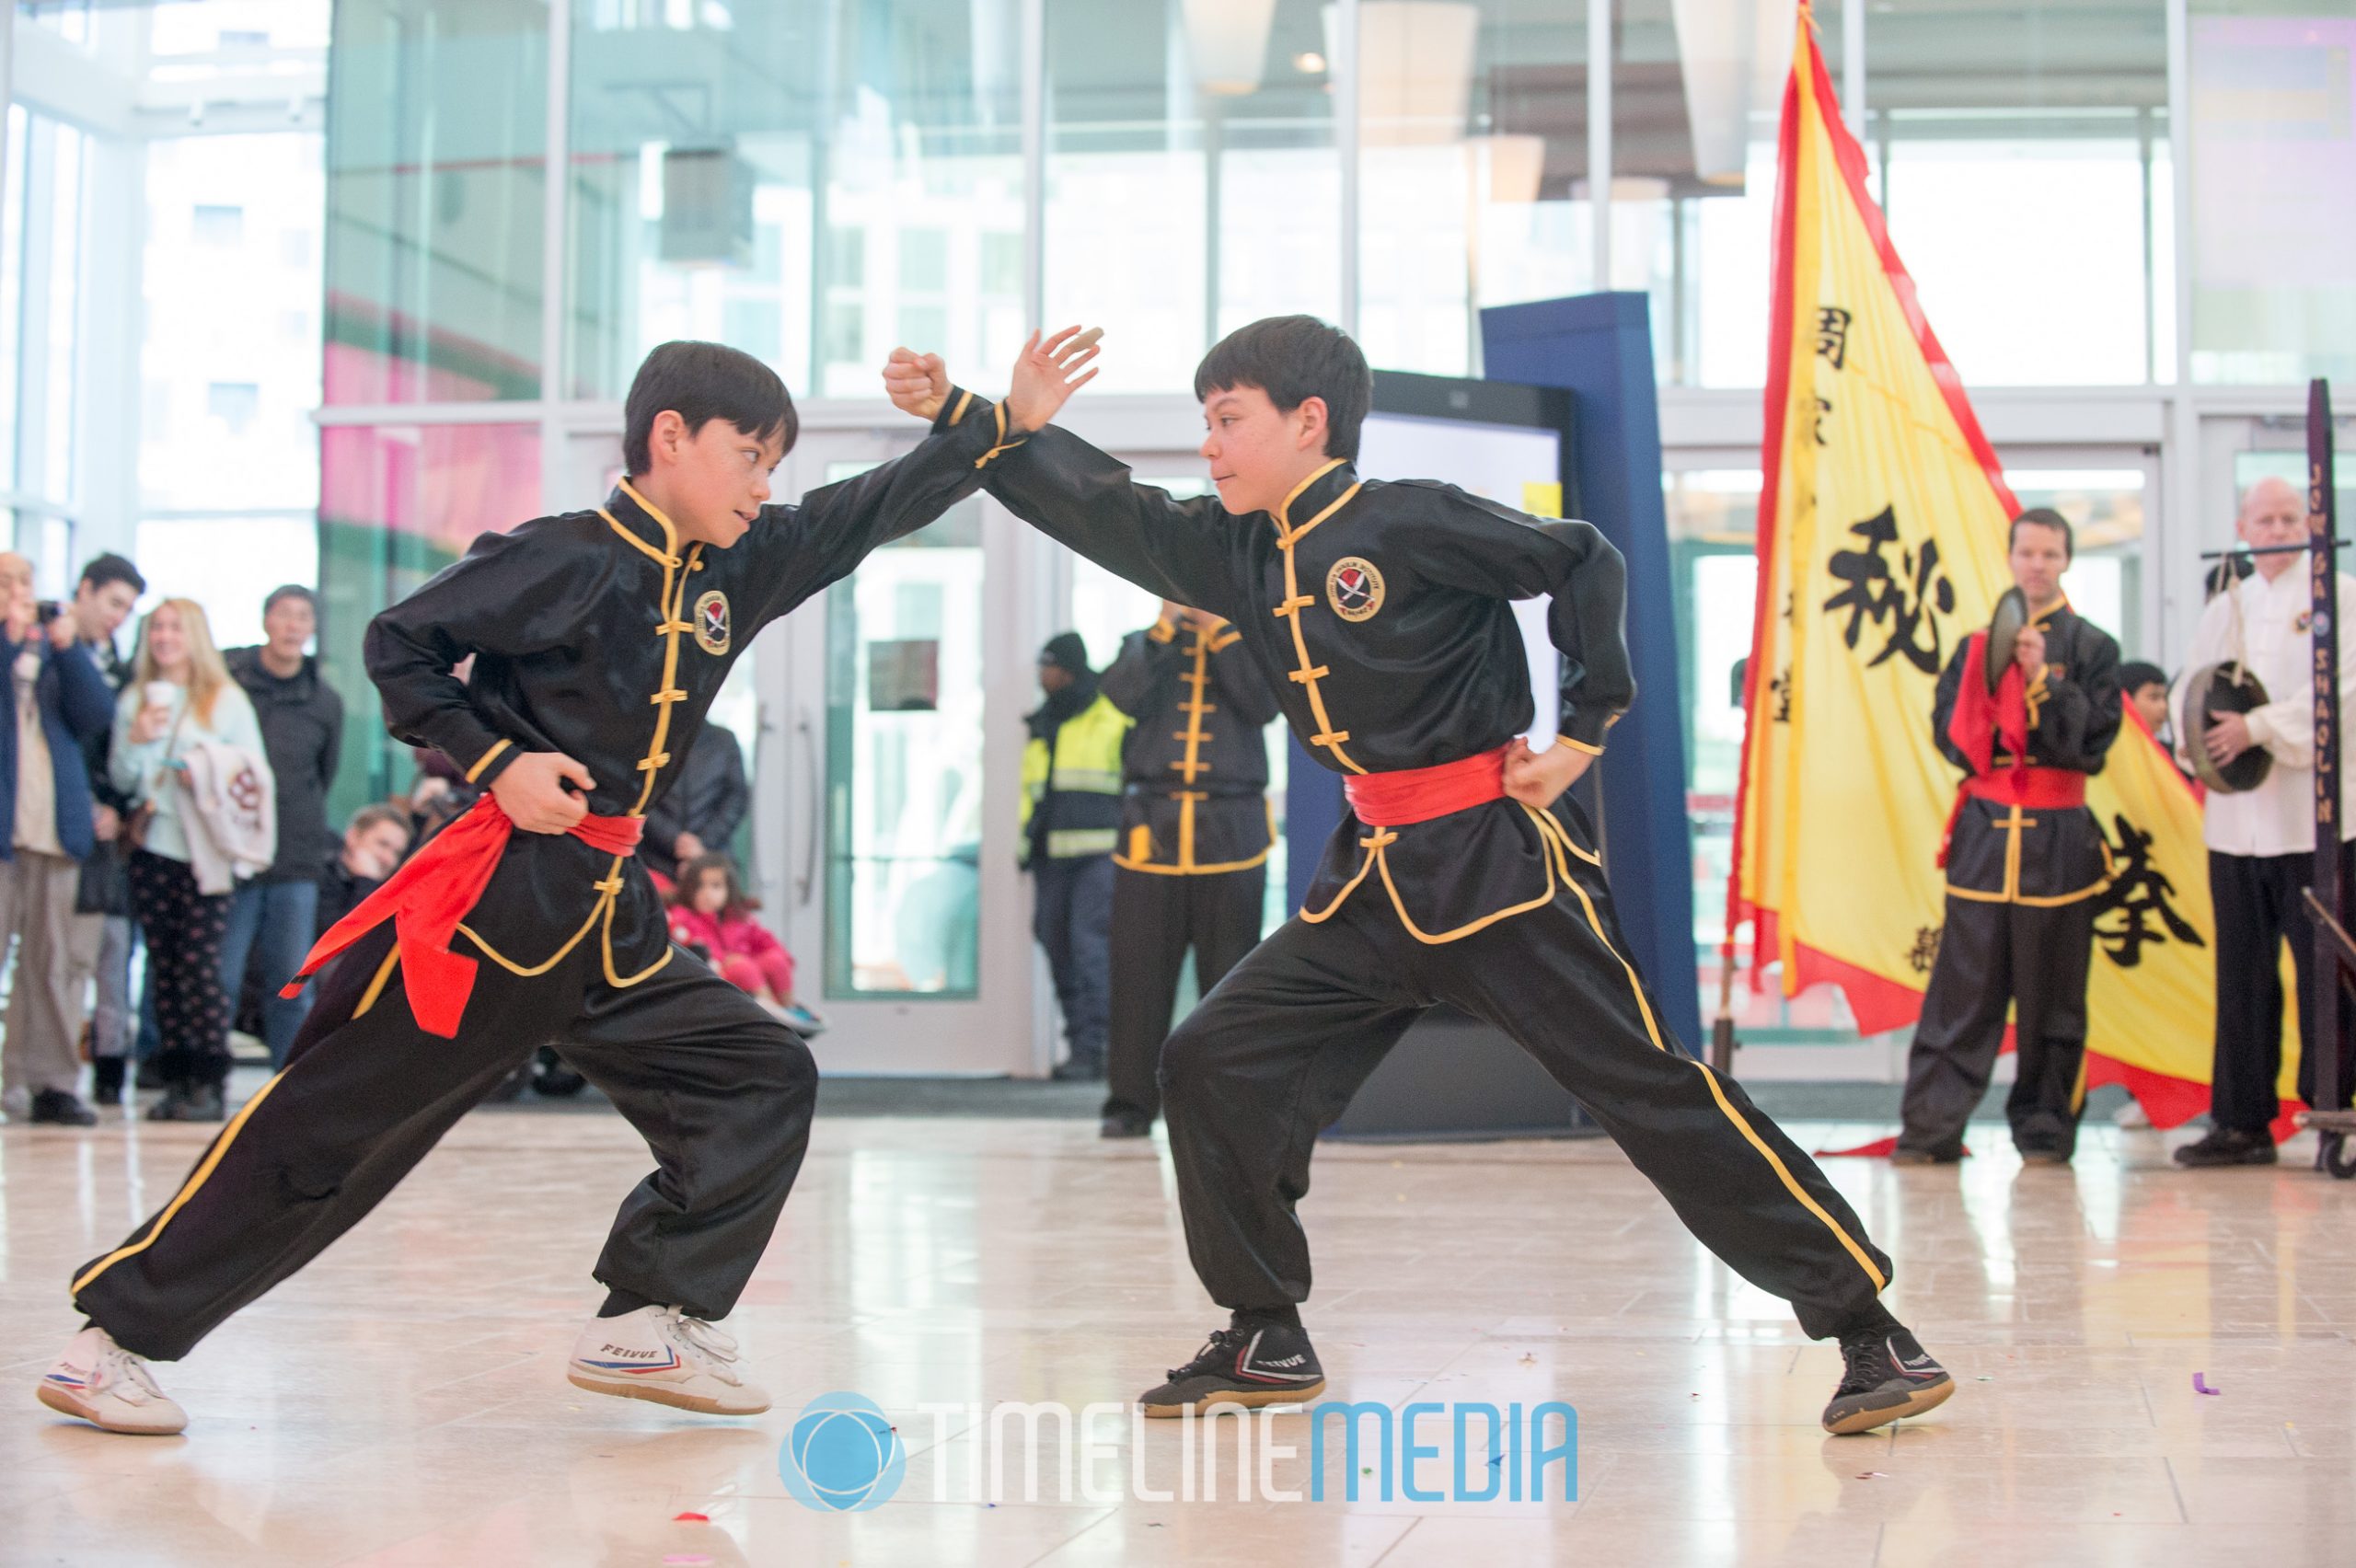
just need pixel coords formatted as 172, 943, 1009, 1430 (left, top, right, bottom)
1140, 1322, 1326, 1417
2172, 1126, 2278, 1168
1821, 1324, 1954, 1435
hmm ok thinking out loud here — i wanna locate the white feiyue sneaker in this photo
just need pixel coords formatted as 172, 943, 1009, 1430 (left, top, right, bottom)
566, 1305, 770, 1415
37, 1326, 188, 1435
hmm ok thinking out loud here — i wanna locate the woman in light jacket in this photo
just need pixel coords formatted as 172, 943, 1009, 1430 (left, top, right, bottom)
111, 599, 269, 1122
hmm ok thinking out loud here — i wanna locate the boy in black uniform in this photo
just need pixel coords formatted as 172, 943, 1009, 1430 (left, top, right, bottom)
1900, 509, 2122, 1166
1096, 601, 1282, 1137
38, 340, 1027, 1436
887, 317, 1954, 1437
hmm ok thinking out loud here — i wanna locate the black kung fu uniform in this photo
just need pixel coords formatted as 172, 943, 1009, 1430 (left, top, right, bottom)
963, 400, 1899, 1342
1096, 612, 1282, 1126
68, 398, 1018, 1361
1900, 603, 2122, 1162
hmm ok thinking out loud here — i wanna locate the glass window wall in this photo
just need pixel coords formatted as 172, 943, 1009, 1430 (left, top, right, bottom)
325, 0, 550, 404
2186, 0, 2356, 385
566, 0, 1025, 402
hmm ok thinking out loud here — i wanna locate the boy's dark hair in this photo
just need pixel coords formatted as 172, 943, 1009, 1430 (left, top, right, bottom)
677, 851, 753, 920
78, 552, 145, 596
622, 340, 797, 476
2009, 506, 2074, 561
1193, 315, 1372, 461
2119, 660, 2168, 695
264, 583, 317, 617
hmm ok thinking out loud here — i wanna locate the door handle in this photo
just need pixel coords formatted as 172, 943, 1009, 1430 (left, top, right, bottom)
795, 709, 820, 909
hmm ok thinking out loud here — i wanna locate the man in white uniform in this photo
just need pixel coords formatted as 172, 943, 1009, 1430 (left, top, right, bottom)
2173, 476, 2356, 1166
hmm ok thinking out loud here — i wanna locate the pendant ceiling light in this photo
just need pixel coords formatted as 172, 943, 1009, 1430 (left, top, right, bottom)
1670, 0, 1800, 184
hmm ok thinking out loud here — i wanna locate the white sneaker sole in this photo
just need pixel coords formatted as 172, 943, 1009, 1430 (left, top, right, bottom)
566, 1366, 769, 1416
36, 1381, 187, 1435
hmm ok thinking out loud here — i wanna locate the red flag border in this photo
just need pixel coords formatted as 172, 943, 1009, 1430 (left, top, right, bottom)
1727, 6, 2212, 1123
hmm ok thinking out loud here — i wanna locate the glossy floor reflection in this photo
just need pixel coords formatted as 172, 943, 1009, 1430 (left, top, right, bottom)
5, 1107, 2354, 1566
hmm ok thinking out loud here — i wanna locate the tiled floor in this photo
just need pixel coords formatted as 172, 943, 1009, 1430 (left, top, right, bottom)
5, 1105, 2354, 1566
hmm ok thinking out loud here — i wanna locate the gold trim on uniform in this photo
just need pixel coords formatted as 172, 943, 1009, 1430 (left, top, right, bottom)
1941, 801, 2116, 907
465, 737, 513, 783
469, 480, 699, 989
1268, 460, 1367, 774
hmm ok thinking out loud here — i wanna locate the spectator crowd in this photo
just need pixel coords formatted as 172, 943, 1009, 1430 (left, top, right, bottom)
0, 550, 800, 1126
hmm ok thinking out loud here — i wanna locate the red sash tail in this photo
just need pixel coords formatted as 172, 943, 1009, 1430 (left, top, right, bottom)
280, 794, 646, 1039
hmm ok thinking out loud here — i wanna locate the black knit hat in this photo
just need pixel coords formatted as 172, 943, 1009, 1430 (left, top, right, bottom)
1037, 631, 1091, 675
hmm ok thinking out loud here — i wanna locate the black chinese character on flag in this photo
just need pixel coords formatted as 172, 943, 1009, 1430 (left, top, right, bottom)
2091, 814, 2202, 968
1822, 505, 1957, 674
1815, 307, 1854, 369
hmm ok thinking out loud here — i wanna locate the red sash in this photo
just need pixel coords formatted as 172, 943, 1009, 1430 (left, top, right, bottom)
280, 794, 645, 1039
1961, 768, 2085, 810
1343, 744, 1511, 827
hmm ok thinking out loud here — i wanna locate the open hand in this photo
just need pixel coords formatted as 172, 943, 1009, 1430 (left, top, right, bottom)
491, 750, 595, 834
1002, 326, 1102, 434
1502, 737, 1591, 810
883, 348, 949, 421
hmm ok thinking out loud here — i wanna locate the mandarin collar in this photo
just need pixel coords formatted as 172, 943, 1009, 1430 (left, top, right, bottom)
1267, 458, 1360, 536
605, 478, 685, 563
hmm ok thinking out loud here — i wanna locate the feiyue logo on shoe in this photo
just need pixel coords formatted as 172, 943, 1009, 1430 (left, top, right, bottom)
791, 1395, 1578, 1506
597, 1344, 664, 1359
778, 1391, 906, 1512
1893, 1342, 1941, 1378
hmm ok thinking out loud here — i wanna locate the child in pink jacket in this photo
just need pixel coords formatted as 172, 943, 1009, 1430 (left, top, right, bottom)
668, 854, 823, 1036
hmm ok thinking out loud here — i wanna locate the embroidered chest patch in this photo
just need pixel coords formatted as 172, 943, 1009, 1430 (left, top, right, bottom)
694, 590, 732, 655
1326, 557, 1386, 623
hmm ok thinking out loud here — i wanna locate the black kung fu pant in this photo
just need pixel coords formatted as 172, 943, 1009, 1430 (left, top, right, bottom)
70, 919, 816, 1363
1161, 804, 1894, 1341
2206, 842, 2356, 1136
1105, 861, 1266, 1125
1900, 895, 2098, 1160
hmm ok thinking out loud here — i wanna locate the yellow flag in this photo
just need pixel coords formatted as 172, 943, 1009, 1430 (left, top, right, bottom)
1732, 8, 2262, 1124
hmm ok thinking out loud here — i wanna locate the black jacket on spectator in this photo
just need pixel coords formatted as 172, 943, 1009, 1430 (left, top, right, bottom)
315, 847, 384, 938
0, 631, 115, 860
74, 636, 133, 917
641, 722, 749, 882
227, 646, 344, 884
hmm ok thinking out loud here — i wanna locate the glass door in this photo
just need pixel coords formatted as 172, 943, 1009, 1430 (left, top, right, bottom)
762, 428, 1035, 1074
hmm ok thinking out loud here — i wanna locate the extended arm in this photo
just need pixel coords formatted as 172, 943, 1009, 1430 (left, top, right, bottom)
741, 398, 1007, 625
968, 409, 1242, 619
